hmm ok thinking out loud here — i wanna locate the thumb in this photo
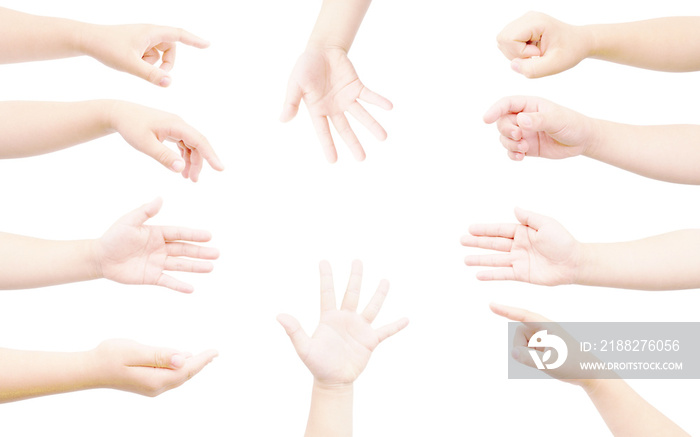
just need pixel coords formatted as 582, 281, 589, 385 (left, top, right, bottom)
516, 109, 566, 136
120, 197, 163, 227
512, 346, 543, 370
279, 80, 303, 122
128, 59, 173, 87
276, 313, 311, 359
138, 137, 186, 173
511, 55, 564, 79
513, 207, 548, 231
129, 342, 187, 369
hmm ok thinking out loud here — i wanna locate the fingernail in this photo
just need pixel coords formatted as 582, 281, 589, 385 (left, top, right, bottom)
171, 354, 185, 368
172, 160, 185, 172
511, 348, 520, 360
159, 76, 172, 87
510, 60, 521, 73
519, 114, 532, 128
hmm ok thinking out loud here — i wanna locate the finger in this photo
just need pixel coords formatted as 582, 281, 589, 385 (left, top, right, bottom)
468, 223, 517, 239
276, 313, 311, 359
361, 279, 389, 323
127, 343, 184, 369
475, 268, 516, 281
511, 345, 543, 368
330, 114, 365, 161
460, 234, 513, 252
340, 259, 363, 312
160, 227, 212, 243
142, 47, 160, 65
319, 260, 336, 312
498, 40, 542, 61
156, 42, 176, 72
376, 317, 409, 343
166, 242, 220, 260
179, 141, 191, 179
156, 273, 194, 293
160, 349, 219, 393
511, 54, 564, 79
358, 87, 393, 110
136, 134, 185, 172
279, 80, 303, 122
128, 58, 172, 87
164, 257, 214, 274
168, 124, 224, 172
483, 96, 536, 124
311, 116, 337, 163
489, 303, 549, 323
347, 101, 387, 141
514, 207, 548, 231
508, 151, 525, 161
464, 254, 512, 267
516, 110, 566, 136
496, 114, 521, 140
154, 27, 211, 48
188, 148, 204, 182
120, 197, 163, 227
500, 135, 528, 154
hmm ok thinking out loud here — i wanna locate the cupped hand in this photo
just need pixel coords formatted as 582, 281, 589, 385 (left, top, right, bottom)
461, 207, 582, 286
94, 198, 219, 293
109, 101, 224, 182
82, 24, 209, 87
497, 12, 593, 78
92, 339, 218, 396
277, 260, 408, 386
483, 96, 597, 161
280, 48, 392, 163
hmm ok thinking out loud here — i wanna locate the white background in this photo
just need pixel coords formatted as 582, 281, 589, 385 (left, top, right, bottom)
0, 0, 699, 435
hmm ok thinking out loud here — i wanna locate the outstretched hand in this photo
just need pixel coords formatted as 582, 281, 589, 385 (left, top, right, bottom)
483, 96, 597, 161
94, 198, 219, 293
109, 101, 224, 182
280, 48, 392, 163
92, 339, 218, 396
461, 207, 581, 286
277, 260, 408, 386
497, 12, 593, 78
82, 24, 210, 87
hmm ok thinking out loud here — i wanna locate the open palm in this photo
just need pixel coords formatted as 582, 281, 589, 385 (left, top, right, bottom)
462, 207, 581, 286
94, 198, 219, 293
278, 260, 408, 385
280, 48, 392, 162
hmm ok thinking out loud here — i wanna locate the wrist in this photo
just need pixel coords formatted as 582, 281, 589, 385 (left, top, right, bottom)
578, 24, 599, 59
86, 239, 105, 280
74, 22, 100, 57
305, 40, 349, 54
312, 379, 354, 395
570, 241, 590, 286
581, 117, 608, 160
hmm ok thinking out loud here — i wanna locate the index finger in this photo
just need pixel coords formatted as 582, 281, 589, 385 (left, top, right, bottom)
490, 303, 550, 323
319, 260, 336, 313
168, 124, 224, 172
156, 26, 210, 49
483, 96, 534, 124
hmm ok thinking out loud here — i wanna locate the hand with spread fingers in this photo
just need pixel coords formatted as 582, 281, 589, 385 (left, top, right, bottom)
277, 260, 408, 437
95, 198, 219, 293
461, 207, 581, 286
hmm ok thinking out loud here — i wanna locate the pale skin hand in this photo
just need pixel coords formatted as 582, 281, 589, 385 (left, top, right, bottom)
0, 7, 209, 87
0, 339, 217, 403
491, 304, 690, 437
461, 207, 582, 286
498, 12, 700, 76
277, 260, 409, 437
94, 198, 219, 293
0, 100, 223, 182
280, 0, 392, 163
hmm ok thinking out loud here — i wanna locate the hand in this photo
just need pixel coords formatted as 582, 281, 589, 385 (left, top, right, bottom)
109, 101, 224, 182
497, 12, 594, 78
483, 96, 597, 161
280, 48, 393, 163
490, 303, 610, 387
93, 198, 219, 293
80, 24, 209, 87
461, 207, 582, 286
91, 339, 217, 397
277, 260, 408, 386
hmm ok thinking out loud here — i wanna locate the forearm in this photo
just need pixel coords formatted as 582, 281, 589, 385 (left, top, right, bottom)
0, 100, 115, 159
307, 0, 372, 51
305, 381, 353, 437
586, 120, 700, 184
587, 17, 700, 72
0, 7, 90, 63
0, 348, 97, 403
575, 230, 700, 290
0, 233, 101, 289
583, 379, 689, 436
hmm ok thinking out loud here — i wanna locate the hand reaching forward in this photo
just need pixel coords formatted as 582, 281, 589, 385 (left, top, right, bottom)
497, 12, 594, 78
483, 96, 598, 161
280, 48, 393, 163
94, 198, 219, 293
277, 260, 408, 386
81, 24, 210, 87
92, 339, 217, 397
109, 101, 224, 182
461, 208, 582, 286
